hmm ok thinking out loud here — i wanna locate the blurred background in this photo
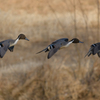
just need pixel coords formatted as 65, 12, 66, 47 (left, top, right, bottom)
0, 0, 100, 100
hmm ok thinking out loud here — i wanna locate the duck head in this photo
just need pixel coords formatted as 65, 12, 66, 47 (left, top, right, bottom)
18, 34, 29, 41
70, 38, 83, 43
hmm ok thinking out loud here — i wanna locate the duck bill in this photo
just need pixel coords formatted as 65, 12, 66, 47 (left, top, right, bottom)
79, 41, 83, 43
25, 38, 29, 41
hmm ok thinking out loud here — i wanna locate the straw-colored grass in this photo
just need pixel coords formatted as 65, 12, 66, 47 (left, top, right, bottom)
0, 0, 100, 100
0, 0, 99, 42
0, 60, 100, 100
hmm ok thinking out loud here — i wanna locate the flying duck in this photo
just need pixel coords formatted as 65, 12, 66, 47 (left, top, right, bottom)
0, 34, 29, 58
36, 38, 83, 59
85, 43, 100, 57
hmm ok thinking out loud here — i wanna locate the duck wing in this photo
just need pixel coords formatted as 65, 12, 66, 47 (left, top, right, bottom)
47, 46, 60, 59
0, 42, 10, 58
47, 39, 69, 59
85, 43, 100, 57
8, 46, 14, 52
94, 45, 100, 57
93, 45, 100, 54
97, 51, 100, 57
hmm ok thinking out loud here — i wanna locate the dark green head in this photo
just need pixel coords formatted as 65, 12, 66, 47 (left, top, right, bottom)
18, 34, 29, 41
70, 38, 83, 43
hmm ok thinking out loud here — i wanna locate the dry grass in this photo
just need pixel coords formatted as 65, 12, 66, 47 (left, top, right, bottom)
0, 0, 100, 100
0, 60, 100, 100
0, 0, 99, 42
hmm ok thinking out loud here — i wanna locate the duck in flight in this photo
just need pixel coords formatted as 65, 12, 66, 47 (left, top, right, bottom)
36, 38, 83, 59
85, 43, 100, 57
0, 34, 29, 58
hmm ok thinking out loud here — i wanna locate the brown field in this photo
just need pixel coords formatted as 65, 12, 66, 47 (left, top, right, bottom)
0, 0, 100, 100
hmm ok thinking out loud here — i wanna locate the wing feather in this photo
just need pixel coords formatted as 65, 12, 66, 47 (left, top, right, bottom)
47, 47, 60, 59
0, 42, 10, 58
36, 47, 49, 54
85, 47, 94, 57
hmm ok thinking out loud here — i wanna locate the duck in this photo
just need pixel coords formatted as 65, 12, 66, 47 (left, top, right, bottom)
36, 38, 83, 59
85, 43, 100, 57
0, 34, 29, 58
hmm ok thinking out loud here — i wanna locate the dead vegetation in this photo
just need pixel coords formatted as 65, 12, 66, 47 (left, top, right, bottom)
0, 0, 100, 100
0, 60, 100, 100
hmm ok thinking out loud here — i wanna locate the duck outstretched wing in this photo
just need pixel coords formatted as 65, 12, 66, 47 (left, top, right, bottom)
0, 42, 10, 58
47, 47, 60, 59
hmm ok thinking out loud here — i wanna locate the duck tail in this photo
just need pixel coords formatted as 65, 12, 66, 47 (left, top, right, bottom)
84, 51, 91, 58
36, 49, 45, 54
36, 47, 49, 54
84, 48, 93, 58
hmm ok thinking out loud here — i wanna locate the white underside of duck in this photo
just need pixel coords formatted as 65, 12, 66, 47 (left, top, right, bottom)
60, 40, 74, 49
10, 38, 19, 47
65, 40, 74, 47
